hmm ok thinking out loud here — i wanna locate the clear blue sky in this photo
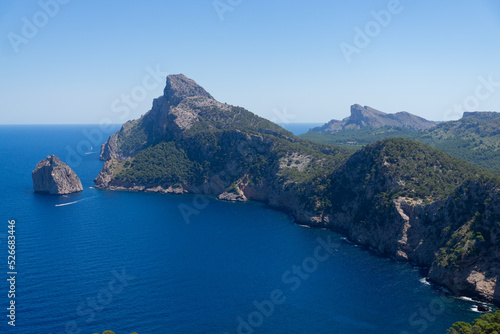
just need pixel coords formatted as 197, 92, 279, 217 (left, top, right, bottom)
1, 0, 499, 124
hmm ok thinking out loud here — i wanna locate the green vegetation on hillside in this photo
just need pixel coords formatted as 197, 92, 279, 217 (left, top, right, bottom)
185, 105, 290, 136
96, 74, 500, 308
448, 311, 500, 333
330, 138, 486, 201
114, 122, 352, 190
116, 142, 203, 186
301, 126, 420, 148
300, 114, 500, 173
434, 176, 500, 269
322, 138, 496, 229
114, 118, 149, 155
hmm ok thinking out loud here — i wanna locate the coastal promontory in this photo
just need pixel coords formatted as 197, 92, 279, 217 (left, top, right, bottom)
95, 74, 500, 304
32, 155, 83, 195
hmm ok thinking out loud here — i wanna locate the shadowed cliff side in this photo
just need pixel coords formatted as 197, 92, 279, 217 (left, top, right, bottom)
95, 74, 500, 304
33, 155, 83, 195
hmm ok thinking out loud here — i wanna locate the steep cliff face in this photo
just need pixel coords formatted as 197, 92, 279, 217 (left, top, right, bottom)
311, 139, 500, 302
428, 180, 500, 301
95, 74, 350, 210
32, 155, 83, 195
311, 104, 437, 133
95, 74, 500, 304
100, 74, 291, 161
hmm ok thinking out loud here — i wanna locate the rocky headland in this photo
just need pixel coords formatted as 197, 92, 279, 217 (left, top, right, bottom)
94, 74, 500, 304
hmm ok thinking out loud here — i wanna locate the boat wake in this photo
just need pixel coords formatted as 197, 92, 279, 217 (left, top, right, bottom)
55, 196, 97, 207
55, 201, 79, 207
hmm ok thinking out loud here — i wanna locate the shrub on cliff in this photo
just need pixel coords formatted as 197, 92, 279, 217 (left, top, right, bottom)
447, 310, 500, 333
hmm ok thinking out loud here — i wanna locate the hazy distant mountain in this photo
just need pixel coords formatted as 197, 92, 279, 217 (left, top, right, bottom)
302, 110, 500, 174
311, 104, 438, 133
427, 111, 500, 141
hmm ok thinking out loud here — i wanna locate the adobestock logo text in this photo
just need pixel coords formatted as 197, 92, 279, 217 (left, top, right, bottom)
7, 0, 71, 54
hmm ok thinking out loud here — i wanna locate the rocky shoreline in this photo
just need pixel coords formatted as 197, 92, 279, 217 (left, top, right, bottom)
94, 177, 500, 306
93, 74, 500, 306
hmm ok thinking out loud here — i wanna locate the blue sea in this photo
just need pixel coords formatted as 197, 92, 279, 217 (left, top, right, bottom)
0, 125, 482, 334
278, 123, 322, 135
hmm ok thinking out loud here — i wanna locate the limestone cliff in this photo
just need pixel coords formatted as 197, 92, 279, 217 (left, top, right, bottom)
310, 140, 500, 303
95, 74, 350, 200
32, 155, 83, 195
95, 74, 500, 304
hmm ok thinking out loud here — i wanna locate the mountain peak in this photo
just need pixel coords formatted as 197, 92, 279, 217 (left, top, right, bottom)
311, 105, 437, 133
164, 74, 213, 105
349, 104, 386, 118
99, 73, 290, 160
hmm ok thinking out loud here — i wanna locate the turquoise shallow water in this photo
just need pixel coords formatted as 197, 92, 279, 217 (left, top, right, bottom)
0, 125, 481, 334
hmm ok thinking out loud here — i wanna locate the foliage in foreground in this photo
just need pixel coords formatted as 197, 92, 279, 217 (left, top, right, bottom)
447, 311, 500, 333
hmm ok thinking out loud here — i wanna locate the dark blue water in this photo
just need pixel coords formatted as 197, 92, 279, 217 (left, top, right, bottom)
0, 125, 481, 334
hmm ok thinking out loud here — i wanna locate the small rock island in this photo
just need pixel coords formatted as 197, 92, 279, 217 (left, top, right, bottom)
32, 155, 83, 195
